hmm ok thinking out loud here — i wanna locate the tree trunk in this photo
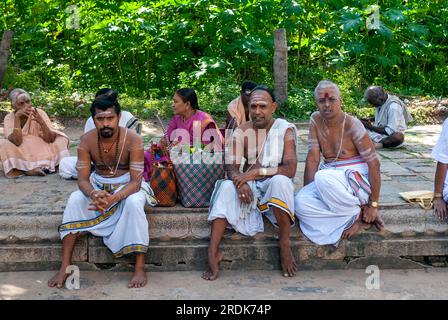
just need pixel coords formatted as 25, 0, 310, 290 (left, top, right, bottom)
0, 30, 13, 88
273, 29, 288, 107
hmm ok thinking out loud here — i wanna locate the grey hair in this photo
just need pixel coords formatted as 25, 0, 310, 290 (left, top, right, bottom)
9, 88, 30, 107
314, 80, 341, 99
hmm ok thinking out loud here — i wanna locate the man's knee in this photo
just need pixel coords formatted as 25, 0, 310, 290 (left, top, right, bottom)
219, 180, 237, 194
68, 190, 87, 205
294, 191, 306, 213
123, 192, 145, 211
381, 132, 404, 148
314, 170, 333, 189
269, 174, 293, 190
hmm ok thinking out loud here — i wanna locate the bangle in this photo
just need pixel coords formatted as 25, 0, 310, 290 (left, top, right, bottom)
434, 193, 443, 198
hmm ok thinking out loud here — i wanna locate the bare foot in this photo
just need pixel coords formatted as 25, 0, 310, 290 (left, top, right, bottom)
128, 266, 147, 288
373, 215, 385, 230
341, 220, 370, 240
6, 169, 25, 178
48, 269, 69, 289
279, 240, 297, 277
25, 168, 46, 176
202, 250, 223, 281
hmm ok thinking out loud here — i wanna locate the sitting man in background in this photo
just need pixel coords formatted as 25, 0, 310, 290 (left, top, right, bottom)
225, 80, 257, 130
431, 117, 448, 222
204, 85, 298, 281
0, 88, 69, 177
48, 91, 157, 289
295, 80, 383, 247
59, 88, 141, 180
360, 86, 412, 149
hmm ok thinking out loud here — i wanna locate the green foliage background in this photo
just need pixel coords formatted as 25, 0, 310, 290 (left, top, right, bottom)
1, 0, 447, 120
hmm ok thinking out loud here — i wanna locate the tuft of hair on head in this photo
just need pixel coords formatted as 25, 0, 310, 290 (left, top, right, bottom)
249, 85, 276, 102
175, 88, 199, 110
241, 80, 257, 92
90, 89, 121, 117
95, 88, 118, 100
314, 80, 341, 99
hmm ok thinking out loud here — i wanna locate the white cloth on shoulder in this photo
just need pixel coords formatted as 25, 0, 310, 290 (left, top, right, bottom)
260, 118, 298, 168
432, 118, 448, 201
295, 156, 371, 246
59, 172, 157, 257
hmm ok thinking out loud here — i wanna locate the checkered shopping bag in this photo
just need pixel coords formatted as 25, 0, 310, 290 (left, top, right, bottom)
145, 143, 177, 207
174, 151, 224, 207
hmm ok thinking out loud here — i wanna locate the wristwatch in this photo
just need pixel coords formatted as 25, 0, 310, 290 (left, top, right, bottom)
369, 201, 378, 208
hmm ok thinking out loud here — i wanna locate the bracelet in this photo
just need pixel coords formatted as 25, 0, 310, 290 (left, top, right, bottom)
434, 193, 443, 198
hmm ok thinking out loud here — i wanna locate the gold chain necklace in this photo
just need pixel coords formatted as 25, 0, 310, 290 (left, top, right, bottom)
97, 129, 120, 175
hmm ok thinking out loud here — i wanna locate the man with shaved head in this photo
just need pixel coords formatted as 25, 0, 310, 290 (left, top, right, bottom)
295, 80, 383, 247
204, 85, 298, 280
361, 86, 412, 148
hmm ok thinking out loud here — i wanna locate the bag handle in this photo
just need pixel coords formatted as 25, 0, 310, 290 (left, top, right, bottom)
156, 113, 173, 159
418, 197, 433, 210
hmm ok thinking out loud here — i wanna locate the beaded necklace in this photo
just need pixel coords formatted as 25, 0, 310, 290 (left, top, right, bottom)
97, 128, 120, 176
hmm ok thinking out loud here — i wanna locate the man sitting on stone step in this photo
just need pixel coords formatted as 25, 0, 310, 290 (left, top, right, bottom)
203, 85, 298, 281
431, 117, 448, 222
294, 80, 384, 247
360, 86, 413, 149
48, 91, 157, 289
59, 88, 141, 180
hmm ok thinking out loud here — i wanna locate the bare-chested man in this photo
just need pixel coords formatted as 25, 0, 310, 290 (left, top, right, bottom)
295, 80, 384, 246
203, 85, 298, 280
48, 92, 157, 289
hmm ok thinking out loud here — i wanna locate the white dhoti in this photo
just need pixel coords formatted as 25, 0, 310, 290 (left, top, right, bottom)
208, 175, 295, 236
59, 156, 79, 179
295, 156, 371, 246
59, 172, 158, 257
367, 130, 389, 143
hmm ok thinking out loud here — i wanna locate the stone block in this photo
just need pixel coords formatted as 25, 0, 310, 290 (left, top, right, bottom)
0, 240, 87, 263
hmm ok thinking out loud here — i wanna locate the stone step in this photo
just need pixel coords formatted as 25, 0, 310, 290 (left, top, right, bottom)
1, 236, 447, 272
1, 204, 447, 244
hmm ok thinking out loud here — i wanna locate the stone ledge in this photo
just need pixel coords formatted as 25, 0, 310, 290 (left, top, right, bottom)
86, 237, 448, 271
0, 241, 88, 263
1, 208, 447, 244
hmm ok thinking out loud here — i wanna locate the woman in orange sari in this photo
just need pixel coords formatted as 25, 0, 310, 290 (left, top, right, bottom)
0, 89, 70, 177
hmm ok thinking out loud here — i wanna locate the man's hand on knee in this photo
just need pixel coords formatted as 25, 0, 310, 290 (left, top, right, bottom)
237, 183, 253, 204
232, 170, 257, 189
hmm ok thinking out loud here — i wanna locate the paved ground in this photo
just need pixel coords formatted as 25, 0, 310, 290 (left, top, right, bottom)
0, 122, 442, 209
1, 268, 447, 300
0, 121, 446, 300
